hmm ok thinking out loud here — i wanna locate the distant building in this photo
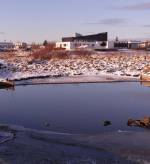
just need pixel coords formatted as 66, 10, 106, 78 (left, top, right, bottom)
139, 41, 150, 50
62, 32, 107, 42
128, 41, 141, 49
113, 40, 141, 49
0, 41, 29, 51
56, 33, 143, 51
0, 42, 15, 51
56, 32, 108, 50
14, 42, 28, 50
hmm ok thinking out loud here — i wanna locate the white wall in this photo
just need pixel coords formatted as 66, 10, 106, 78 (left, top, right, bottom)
56, 42, 71, 50
56, 41, 108, 50
108, 41, 115, 49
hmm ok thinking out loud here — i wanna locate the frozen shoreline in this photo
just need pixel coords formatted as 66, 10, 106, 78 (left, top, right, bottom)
0, 50, 147, 84
0, 124, 149, 163
14, 74, 139, 86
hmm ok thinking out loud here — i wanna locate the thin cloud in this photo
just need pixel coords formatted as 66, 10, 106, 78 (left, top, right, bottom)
0, 32, 5, 35
143, 25, 150, 27
86, 18, 126, 26
115, 2, 150, 10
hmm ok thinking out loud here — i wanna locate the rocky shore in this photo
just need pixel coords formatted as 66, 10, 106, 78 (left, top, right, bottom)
0, 50, 150, 83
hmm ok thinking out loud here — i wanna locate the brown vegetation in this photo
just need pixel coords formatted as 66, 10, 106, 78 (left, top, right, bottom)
29, 43, 93, 61
31, 43, 41, 50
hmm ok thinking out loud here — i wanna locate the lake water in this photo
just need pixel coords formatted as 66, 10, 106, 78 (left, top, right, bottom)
0, 82, 150, 134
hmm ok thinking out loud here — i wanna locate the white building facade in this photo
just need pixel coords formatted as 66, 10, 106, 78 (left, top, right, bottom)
56, 33, 141, 50
56, 32, 108, 50
0, 42, 15, 51
56, 41, 109, 50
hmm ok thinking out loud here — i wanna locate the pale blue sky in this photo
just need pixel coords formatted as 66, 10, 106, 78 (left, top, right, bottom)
0, 0, 150, 43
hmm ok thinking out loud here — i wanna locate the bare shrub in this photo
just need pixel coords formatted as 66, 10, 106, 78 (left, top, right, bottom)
44, 42, 56, 51
31, 43, 41, 50
29, 45, 93, 61
70, 50, 92, 59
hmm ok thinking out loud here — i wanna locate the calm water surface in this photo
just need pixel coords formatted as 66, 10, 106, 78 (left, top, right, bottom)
0, 82, 150, 134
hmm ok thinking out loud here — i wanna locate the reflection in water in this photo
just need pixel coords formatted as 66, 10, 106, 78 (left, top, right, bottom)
141, 81, 150, 87
0, 82, 150, 134
0, 86, 15, 91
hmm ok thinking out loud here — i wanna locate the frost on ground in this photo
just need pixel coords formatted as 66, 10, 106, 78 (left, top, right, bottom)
0, 50, 149, 81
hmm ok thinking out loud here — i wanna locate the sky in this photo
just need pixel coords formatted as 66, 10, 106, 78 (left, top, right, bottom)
0, 0, 150, 43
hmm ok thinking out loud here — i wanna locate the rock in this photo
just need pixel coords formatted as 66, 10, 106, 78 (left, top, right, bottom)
140, 64, 150, 81
127, 119, 134, 126
127, 117, 150, 128
103, 120, 112, 126
43, 122, 50, 127
134, 120, 142, 126
140, 117, 150, 126
127, 119, 141, 126
142, 65, 150, 73
140, 74, 150, 81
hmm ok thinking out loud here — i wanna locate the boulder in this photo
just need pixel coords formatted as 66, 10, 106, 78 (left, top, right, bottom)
140, 117, 150, 127
127, 116, 150, 128
140, 74, 150, 81
140, 65, 150, 81
127, 119, 134, 126
43, 122, 50, 127
103, 120, 112, 126
142, 65, 150, 73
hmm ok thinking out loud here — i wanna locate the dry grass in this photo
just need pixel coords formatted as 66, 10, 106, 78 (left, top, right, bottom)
29, 44, 93, 61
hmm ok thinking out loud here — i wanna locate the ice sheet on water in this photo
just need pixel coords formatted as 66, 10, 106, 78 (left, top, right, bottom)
0, 131, 13, 143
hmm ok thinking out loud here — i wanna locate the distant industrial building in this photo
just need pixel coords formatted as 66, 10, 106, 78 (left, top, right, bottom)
114, 40, 141, 49
56, 32, 142, 51
62, 32, 107, 42
56, 32, 108, 50
0, 42, 28, 51
0, 42, 15, 51
139, 41, 150, 50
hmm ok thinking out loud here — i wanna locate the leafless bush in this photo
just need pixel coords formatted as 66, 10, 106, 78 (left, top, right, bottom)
31, 43, 41, 50
29, 47, 93, 61
44, 42, 56, 51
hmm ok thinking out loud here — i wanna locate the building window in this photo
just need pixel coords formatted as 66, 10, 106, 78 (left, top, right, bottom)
101, 42, 107, 47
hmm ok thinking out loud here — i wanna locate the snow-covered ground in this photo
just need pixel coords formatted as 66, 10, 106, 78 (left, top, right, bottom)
0, 50, 149, 81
